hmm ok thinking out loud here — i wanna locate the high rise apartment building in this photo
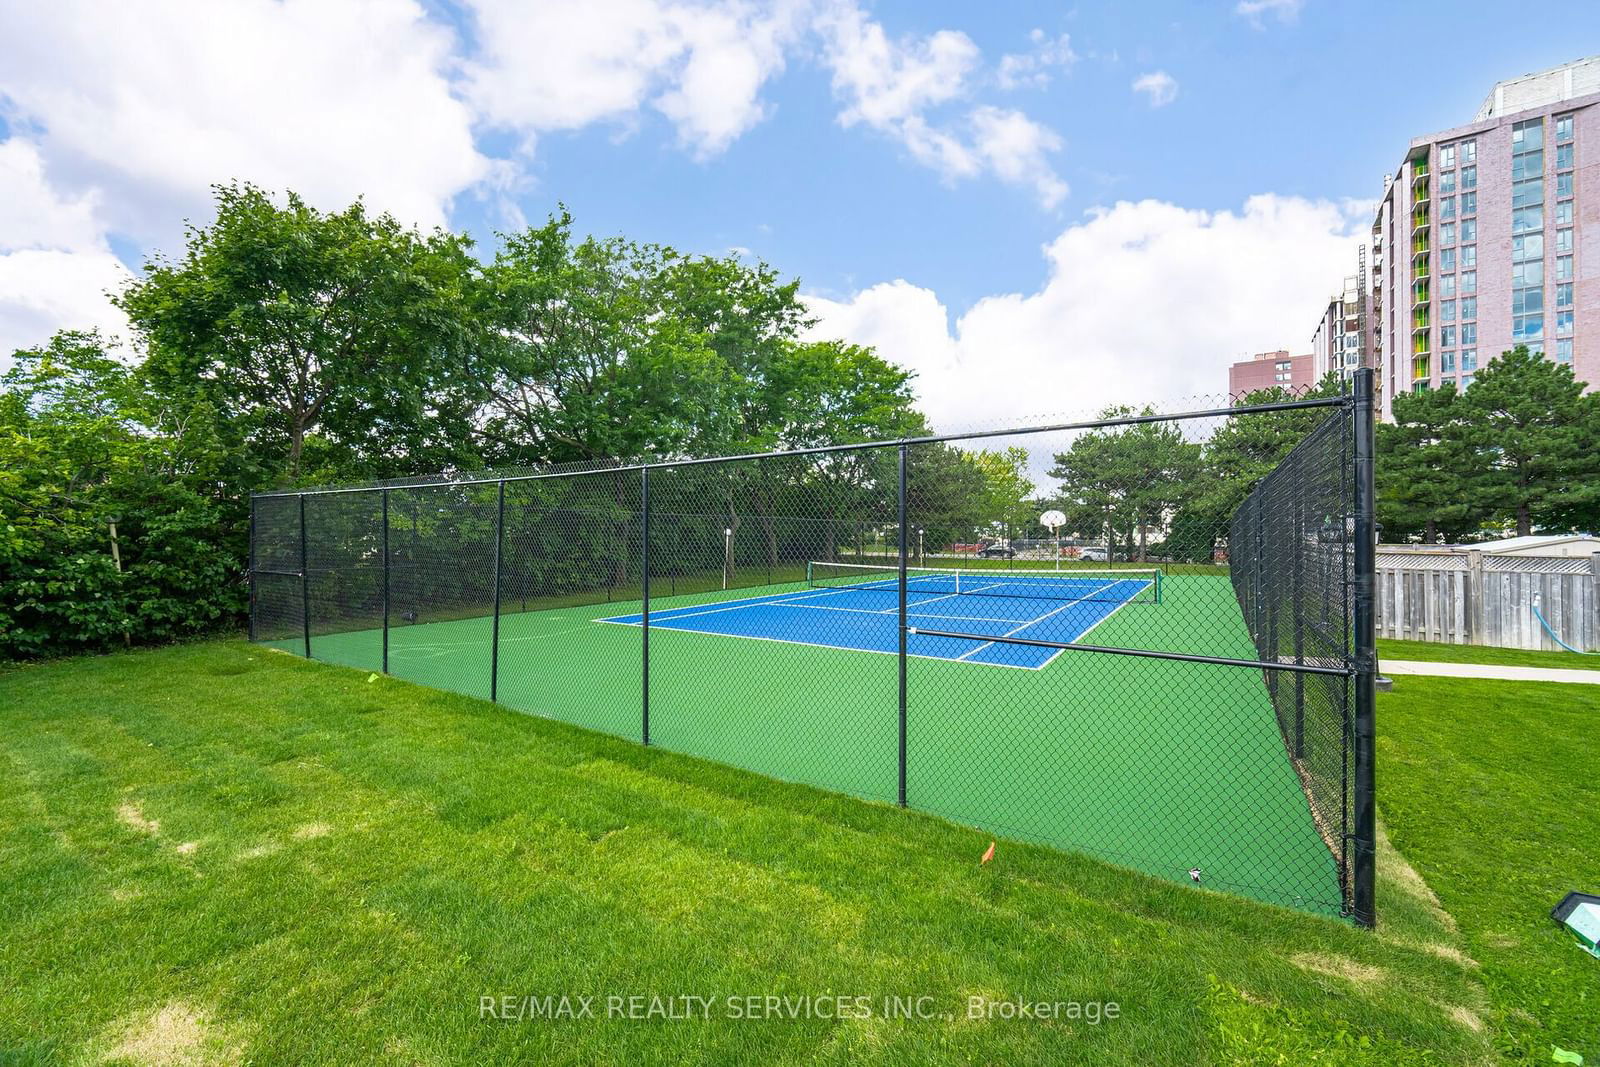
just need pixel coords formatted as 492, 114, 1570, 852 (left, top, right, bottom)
1366, 56, 1600, 421
1312, 272, 1366, 384
1228, 349, 1315, 396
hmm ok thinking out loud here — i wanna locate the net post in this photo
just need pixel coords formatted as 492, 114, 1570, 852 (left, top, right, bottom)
247, 496, 257, 643
641, 466, 651, 747
490, 479, 505, 703
381, 489, 390, 674
1351, 368, 1378, 927
298, 493, 311, 659
897, 444, 908, 809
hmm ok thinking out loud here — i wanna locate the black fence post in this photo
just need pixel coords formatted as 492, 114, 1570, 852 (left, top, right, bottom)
1351, 369, 1378, 928
641, 466, 651, 747
490, 480, 505, 703
381, 489, 390, 675
897, 445, 908, 808
298, 494, 311, 659
247, 496, 257, 643
1292, 491, 1305, 758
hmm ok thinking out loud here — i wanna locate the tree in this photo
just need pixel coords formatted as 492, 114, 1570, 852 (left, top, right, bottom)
120, 183, 485, 484
969, 447, 1036, 538
1459, 345, 1600, 536
1376, 384, 1482, 543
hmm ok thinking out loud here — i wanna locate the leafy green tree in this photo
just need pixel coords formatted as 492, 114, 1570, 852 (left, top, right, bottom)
1376, 384, 1482, 543
0, 332, 242, 658
1460, 345, 1600, 536
120, 183, 485, 484
969, 447, 1036, 538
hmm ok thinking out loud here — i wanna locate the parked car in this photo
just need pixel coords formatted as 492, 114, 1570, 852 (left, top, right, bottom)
1079, 547, 1108, 562
977, 542, 1016, 559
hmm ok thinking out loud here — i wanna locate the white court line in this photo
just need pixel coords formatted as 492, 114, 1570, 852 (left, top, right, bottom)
637, 573, 951, 624
1009, 577, 1155, 669
595, 618, 1048, 671
782, 602, 1039, 625
952, 580, 1121, 662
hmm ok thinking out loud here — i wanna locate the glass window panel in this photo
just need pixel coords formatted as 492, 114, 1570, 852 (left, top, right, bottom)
1557, 282, 1573, 307
1557, 143, 1574, 169
1556, 201, 1573, 225
1512, 205, 1543, 233
1557, 228, 1573, 252
1461, 165, 1476, 188
1461, 270, 1476, 293
1439, 195, 1456, 219
1460, 191, 1476, 214
1512, 150, 1544, 180
1440, 248, 1456, 272
1439, 222, 1456, 246
1439, 325, 1456, 346
1460, 295, 1476, 319
1556, 338, 1573, 363
1557, 256, 1574, 281
1441, 299, 1456, 321
1439, 170, 1457, 193
1556, 115, 1574, 141
1513, 234, 1544, 262
1441, 351, 1456, 372
1439, 273, 1456, 296
1440, 145, 1455, 168
1557, 172, 1574, 198
1462, 245, 1476, 268
1512, 178, 1544, 208
1512, 119, 1543, 151
1557, 309, 1574, 335
1512, 260, 1541, 286
1461, 324, 1477, 345
1462, 140, 1476, 164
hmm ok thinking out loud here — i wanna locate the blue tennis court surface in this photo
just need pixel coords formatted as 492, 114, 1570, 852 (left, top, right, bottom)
599, 566, 1159, 669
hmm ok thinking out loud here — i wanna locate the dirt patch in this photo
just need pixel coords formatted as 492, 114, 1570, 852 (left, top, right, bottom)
103, 1000, 241, 1065
292, 822, 332, 841
235, 842, 280, 861
174, 841, 200, 856
1289, 952, 1387, 988
117, 803, 160, 836
1378, 824, 1457, 932
1448, 1004, 1485, 1032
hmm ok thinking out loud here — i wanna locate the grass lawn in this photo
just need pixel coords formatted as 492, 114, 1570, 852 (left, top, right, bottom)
0, 638, 1544, 1064
1377, 673, 1600, 1061
1379, 637, 1600, 671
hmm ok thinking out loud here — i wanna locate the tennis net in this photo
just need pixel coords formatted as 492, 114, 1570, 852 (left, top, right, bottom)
805, 560, 1161, 604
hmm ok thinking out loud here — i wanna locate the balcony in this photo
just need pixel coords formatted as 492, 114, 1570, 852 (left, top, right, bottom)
1412, 333, 1431, 355
1413, 260, 1430, 281
1411, 284, 1429, 308
1412, 308, 1430, 330
1411, 209, 1430, 233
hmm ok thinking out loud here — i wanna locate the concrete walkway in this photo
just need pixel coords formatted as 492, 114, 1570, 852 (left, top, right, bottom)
1382, 659, 1600, 684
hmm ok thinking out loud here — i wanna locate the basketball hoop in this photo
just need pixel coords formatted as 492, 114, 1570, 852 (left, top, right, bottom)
1040, 509, 1066, 571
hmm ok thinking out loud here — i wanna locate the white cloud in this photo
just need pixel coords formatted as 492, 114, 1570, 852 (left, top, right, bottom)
463, 0, 807, 158
0, 141, 132, 360
0, 0, 488, 233
969, 107, 1067, 209
1235, 0, 1304, 26
1132, 71, 1179, 108
804, 195, 1364, 431
997, 30, 1077, 91
816, 4, 1066, 207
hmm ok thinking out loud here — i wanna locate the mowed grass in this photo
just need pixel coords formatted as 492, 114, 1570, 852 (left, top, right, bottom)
1377, 673, 1600, 1061
1379, 637, 1600, 670
1, 640, 1494, 1064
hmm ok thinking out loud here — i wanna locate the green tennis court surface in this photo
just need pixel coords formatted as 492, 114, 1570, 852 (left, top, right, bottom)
274, 572, 1342, 917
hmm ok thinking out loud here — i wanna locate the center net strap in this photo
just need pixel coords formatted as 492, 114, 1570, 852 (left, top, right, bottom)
805, 560, 1161, 604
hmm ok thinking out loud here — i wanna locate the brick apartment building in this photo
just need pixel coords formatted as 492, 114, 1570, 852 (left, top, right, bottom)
1227, 350, 1315, 396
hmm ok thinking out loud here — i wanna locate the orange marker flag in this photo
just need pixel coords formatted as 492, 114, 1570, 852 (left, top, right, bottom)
980, 841, 996, 865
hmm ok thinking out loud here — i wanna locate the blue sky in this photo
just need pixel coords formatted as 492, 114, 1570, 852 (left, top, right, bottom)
4, 0, 1599, 425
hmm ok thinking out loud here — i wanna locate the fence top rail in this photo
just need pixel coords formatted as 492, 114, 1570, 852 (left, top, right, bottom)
254, 393, 1350, 499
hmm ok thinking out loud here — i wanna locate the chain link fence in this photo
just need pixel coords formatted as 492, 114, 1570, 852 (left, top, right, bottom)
251, 373, 1377, 925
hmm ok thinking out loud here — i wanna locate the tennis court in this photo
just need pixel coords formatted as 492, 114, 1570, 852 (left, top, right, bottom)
252, 383, 1376, 924
598, 563, 1160, 668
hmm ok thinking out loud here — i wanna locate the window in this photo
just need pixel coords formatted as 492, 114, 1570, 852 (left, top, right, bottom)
1461, 324, 1477, 345
1439, 170, 1457, 193
1557, 228, 1573, 252
1512, 313, 1543, 341
1442, 375, 1456, 388
1513, 260, 1543, 286
1439, 195, 1456, 220
1556, 200, 1574, 225
1513, 233, 1544, 262
1557, 114, 1574, 141
1461, 218, 1476, 242
1441, 299, 1456, 321
1441, 351, 1457, 373
1440, 144, 1456, 168
1440, 222, 1456, 246
1460, 373, 1474, 389
1439, 273, 1456, 296
1557, 308, 1574, 335
1513, 178, 1544, 208
1557, 172, 1574, 198
1557, 143, 1574, 169
1557, 281, 1574, 307
1460, 295, 1476, 319
1513, 205, 1543, 233
1512, 149, 1544, 180
1557, 255, 1574, 281
1460, 191, 1476, 214
1462, 140, 1477, 164
1440, 248, 1457, 272
1512, 119, 1543, 152
1439, 325, 1456, 346
1556, 338, 1573, 363
1461, 165, 1477, 188
1462, 245, 1477, 268
1461, 349, 1477, 371
1513, 287, 1543, 314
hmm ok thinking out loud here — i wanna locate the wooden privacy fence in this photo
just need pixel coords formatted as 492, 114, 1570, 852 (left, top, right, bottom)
1375, 549, 1600, 651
